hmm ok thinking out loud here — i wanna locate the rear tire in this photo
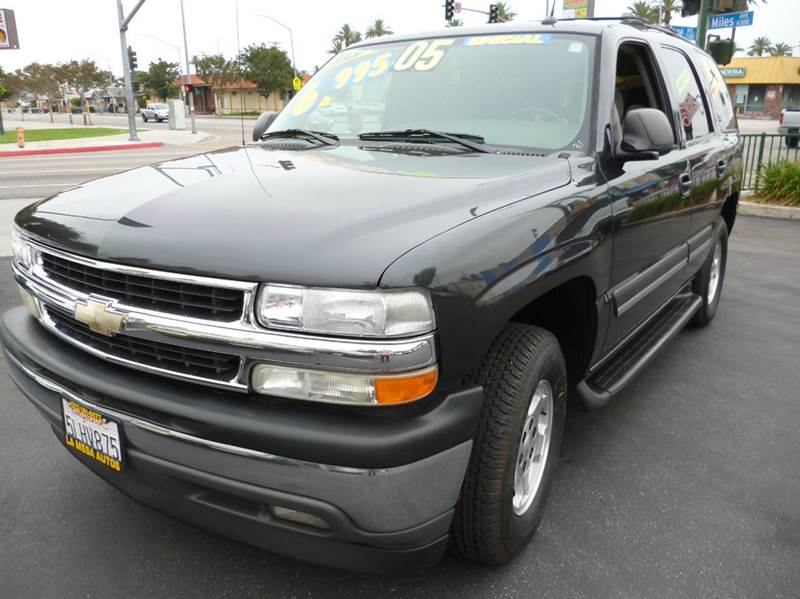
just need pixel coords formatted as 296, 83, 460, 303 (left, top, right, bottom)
690, 221, 728, 328
786, 136, 798, 149
451, 323, 566, 564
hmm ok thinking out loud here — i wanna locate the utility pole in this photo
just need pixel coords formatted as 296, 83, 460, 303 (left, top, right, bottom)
116, 0, 146, 141
696, 0, 711, 50
179, 0, 197, 134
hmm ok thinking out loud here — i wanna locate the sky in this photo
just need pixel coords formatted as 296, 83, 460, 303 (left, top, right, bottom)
0, 0, 796, 77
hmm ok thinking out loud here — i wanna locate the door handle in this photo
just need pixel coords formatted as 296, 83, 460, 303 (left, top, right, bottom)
679, 172, 692, 197
716, 159, 727, 177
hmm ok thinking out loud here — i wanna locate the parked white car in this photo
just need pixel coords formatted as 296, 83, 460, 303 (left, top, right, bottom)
778, 108, 800, 148
140, 103, 169, 123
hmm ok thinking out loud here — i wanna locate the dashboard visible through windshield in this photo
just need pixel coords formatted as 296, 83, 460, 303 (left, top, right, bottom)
270, 32, 595, 152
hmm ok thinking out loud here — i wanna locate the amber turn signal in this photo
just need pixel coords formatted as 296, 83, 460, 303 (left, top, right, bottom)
374, 366, 438, 405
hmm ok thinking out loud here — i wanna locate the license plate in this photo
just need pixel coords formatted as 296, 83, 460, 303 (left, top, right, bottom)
62, 398, 124, 472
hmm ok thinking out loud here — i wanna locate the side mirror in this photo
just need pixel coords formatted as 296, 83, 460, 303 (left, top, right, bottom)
616, 108, 674, 163
252, 111, 278, 142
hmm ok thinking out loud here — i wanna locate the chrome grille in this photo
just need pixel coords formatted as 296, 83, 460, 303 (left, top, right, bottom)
48, 308, 241, 381
41, 252, 245, 321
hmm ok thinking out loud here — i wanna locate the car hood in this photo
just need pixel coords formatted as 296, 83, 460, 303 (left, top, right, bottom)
17, 144, 571, 287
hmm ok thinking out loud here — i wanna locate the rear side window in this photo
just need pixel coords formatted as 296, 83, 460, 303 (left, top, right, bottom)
695, 53, 736, 131
660, 47, 712, 141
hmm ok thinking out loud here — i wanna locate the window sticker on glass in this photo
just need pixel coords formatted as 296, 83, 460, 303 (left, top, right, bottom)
393, 39, 455, 71
463, 33, 551, 46
675, 67, 692, 96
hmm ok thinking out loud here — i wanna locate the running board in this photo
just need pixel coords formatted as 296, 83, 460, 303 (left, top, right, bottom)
577, 293, 702, 409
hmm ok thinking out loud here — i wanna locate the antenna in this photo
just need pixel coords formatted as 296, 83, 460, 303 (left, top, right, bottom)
235, 0, 245, 146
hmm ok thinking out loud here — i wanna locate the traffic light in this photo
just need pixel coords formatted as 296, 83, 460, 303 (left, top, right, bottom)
488, 4, 499, 23
127, 46, 138, 70
681, 0, 699, 16
445, 0, 455, 21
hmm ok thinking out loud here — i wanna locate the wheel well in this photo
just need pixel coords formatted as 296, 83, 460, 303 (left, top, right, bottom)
722, 192, 738, 234
510, 277, 597, 386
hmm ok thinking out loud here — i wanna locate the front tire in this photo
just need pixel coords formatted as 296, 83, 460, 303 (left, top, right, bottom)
451, 323, 566, 564
690, 221, 728, 327
142, 114, 148, 122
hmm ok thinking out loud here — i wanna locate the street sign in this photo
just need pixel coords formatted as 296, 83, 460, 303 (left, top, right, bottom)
671, 25, 697, 41
719, 66, 745, 77
563, 0, 595, 18
0, 8, 20, 49
708, 10, 753, 29
292, 75, 302, 91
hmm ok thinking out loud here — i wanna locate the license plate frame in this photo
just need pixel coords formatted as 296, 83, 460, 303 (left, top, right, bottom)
62, 398, 125, 472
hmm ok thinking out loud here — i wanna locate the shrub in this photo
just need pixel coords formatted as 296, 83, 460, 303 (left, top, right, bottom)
756, 160, 800, 207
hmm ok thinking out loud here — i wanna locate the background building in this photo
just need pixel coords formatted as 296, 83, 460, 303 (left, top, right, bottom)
721, 55, 800, 119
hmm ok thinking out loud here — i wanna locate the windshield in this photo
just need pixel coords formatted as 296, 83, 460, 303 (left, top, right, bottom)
270, 33, 594, 151
152, 103, 168, 110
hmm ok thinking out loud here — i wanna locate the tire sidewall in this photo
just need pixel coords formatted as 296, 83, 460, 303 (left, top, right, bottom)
694, 221, 728, 324
501, 343, 567, 554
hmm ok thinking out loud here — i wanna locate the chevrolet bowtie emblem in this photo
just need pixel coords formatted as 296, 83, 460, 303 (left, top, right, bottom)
73, 298, 126, 336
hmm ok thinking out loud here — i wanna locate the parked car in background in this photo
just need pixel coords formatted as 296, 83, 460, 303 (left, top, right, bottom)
140, 102, 169, 122
4, 18, 742, 574
778, 108, 800, 147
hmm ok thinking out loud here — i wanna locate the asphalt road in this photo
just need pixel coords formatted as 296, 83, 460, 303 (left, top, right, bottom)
0, 115, 249, 201
0, 215, 798, 598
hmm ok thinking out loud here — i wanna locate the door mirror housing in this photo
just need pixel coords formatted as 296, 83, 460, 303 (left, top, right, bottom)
616, 108, 674, 163
252, 111, 278, 142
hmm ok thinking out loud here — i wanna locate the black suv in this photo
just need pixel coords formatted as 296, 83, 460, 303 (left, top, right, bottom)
2, 19, 742, 573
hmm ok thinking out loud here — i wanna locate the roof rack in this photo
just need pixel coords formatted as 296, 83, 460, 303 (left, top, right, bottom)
545, 16, 683, 39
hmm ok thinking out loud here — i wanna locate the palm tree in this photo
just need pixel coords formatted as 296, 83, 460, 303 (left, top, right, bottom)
658, 0, 681, 27
365, 19, 393, 39
625, 1, 658, 23
769, 42, 793, 56
494, 1, 517, 22
334, 24, 362, 47
446, 18, 464, 27
747, 36, 772, 56
328, 39, 344, 55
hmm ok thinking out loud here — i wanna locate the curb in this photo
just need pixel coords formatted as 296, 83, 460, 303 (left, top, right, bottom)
0, 141, 164, 158
739, 201, 800, 220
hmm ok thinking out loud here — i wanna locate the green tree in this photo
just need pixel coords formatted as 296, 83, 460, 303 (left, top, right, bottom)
625, 1, 659, 23
747, 36, 772, 56
493, 1, 517, 22
658, 0, 681, 26
140, 59, 181, 101
57, 59, 110, 124
334, 24, 362, 47
328, 39, 344, 55
0, 66, 24, 105
769, 42, 793, 56
22, 63, 63, 122
239, 44, 293, 106
365, 19, 393, 39
446, 18, 464, 27
193, 53, 237, 114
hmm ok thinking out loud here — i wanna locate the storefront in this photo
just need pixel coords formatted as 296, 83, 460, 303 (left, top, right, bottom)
720, 56, 800, 119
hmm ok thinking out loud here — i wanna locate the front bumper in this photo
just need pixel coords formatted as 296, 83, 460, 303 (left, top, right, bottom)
1, 306, 483, 573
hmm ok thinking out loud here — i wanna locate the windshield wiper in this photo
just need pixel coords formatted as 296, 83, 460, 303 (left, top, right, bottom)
259, 129, 339, 146
358, 129, 493, 154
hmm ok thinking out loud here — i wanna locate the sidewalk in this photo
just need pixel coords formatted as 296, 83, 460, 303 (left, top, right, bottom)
1, 119, 215, 156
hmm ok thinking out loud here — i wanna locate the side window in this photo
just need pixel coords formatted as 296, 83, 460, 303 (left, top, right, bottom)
660, 47, 712, 141
615, 42, 676, 144
695, 53, 737, 131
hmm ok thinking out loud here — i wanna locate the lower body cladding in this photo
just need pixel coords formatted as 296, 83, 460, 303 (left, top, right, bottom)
0, 307, 483, 574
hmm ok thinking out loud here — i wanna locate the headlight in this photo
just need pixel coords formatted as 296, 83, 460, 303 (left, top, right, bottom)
251, 364, 437, 405
10, 226, 32, 269
257, 285, 436, 338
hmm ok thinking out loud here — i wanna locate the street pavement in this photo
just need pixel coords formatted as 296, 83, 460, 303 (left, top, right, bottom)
0, 215, 798, 598
0, 114, 248, 201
